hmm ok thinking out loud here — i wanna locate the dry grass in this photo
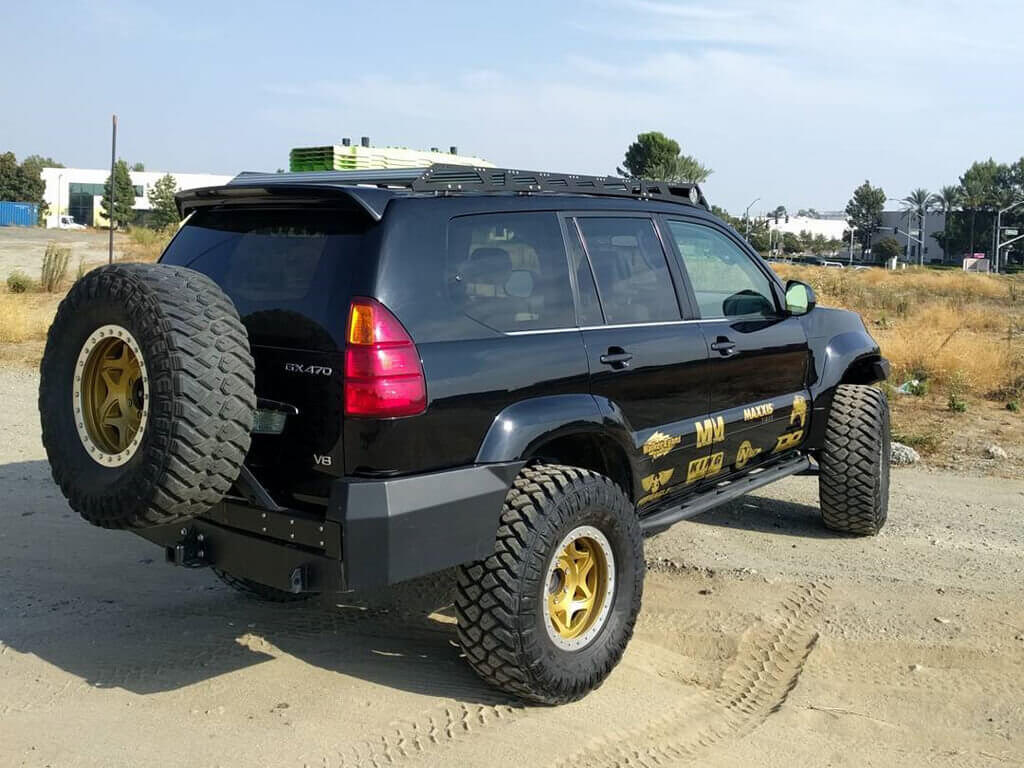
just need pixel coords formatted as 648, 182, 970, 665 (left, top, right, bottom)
775, 265, 1024, 401
0, 292, 62, 344
121, 227, 174, 263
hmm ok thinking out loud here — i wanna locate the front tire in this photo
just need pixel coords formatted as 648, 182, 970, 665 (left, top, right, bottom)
819, 384, 890, 535
454, 464, 644, 705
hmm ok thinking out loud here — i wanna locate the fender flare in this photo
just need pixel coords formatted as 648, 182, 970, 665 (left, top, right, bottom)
806, 329, 886, 448
475, 394, 639, 495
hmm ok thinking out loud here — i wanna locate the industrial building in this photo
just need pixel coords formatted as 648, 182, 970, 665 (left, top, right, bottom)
38, 139, 491, 228
39, 167, 233, 228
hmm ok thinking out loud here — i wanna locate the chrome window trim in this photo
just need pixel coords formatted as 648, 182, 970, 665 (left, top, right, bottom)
503, 318, 729, 336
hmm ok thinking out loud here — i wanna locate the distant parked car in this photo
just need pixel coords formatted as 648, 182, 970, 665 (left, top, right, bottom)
823, 261, 845, 269
59, 215, 85, 230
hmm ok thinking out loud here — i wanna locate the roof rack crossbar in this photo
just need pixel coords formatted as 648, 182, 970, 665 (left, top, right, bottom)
228, 164, 709, 209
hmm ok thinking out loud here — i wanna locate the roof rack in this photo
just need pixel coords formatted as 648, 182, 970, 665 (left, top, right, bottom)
229, 164, 709, 209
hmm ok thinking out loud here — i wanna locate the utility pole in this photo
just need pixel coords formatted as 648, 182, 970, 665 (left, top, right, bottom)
108, 114, 117, 264
848, 226, 855, 266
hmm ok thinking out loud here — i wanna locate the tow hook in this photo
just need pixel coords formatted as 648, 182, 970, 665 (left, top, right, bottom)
166, 527, 209, 568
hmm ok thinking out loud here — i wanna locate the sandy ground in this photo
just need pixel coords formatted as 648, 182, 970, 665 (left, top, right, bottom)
0, 366, 1021, 768
0, 228, 130, 278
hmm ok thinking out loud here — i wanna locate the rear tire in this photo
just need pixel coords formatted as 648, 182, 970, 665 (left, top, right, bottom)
39, 263, 255, 529
455, 464, 644, 705
819, 384, 890, 535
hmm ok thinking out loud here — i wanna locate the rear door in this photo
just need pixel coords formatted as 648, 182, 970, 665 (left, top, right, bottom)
662, 217, 811, 479
160, 205, 373, 506
568, 214, 711, 509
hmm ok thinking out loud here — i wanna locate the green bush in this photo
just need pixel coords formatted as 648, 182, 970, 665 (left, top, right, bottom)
40, 242, 71, 292
1007, 400, 1020, 413
6, 270, 34, 293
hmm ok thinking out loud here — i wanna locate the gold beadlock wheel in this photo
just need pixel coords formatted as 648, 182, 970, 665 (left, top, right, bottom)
543, 525, 616, 650
73, 324, 149, 467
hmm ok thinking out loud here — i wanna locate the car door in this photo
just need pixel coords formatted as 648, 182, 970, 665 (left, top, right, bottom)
566, 214, 711, 509
662, 217, 812, 480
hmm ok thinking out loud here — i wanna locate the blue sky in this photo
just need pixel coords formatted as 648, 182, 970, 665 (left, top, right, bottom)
2, 0, 1021, 213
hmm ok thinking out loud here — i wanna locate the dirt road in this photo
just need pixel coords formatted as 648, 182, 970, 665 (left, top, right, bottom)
0, 367, 1021, 767
0, 228, 130, 278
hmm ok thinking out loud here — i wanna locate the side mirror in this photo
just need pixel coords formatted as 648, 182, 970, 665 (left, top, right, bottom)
785, 280, 816, 315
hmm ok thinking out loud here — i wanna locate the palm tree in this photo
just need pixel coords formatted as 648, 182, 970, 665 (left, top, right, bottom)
961, 180, 987, 256
935, 185, 961, 212
935, 185, 962, 263
900, 188, 937, 265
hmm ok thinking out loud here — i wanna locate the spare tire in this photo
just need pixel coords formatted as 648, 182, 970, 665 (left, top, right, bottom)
39, 263, 255, 529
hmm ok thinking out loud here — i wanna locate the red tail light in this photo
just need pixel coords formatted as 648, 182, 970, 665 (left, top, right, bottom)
344, 298, 426, 417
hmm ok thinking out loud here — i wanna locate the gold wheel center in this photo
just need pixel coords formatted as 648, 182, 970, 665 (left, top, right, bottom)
74, 325, 149, 466
545, 528, 614, 649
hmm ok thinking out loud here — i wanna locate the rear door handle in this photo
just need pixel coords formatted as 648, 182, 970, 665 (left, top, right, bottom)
710, 337, 737, 356
599, 347, 633, 369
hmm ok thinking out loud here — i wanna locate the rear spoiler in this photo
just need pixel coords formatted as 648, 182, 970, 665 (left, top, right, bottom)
175, 182, 395, 221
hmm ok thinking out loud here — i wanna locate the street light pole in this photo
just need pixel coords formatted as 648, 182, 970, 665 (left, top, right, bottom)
996, 199, 1024, 272
743, 197, 760, 239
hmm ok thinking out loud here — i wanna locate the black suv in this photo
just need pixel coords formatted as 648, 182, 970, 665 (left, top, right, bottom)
39, 165, 890, 704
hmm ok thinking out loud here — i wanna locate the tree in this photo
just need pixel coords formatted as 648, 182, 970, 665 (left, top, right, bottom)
147, 173, 180, 230
22, 155, 63, 169
647, 153, 712, 184
935, 185, 961, 214
782, 232, 802, 254
812, 233, 827, 254
101, 159, 137, 229
131, 162, 145, 172
620, 132, 680, 177
845, 180, 886, 251
874, 237, 903, 263
619, 131, 712, 183
899, 188, 937, 265
0, 152, 51, 221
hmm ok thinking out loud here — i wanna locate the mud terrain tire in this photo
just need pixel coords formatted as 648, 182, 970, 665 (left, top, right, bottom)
39, 263, 255, 529
819, 384, 890, 535
455, 464, 644, 705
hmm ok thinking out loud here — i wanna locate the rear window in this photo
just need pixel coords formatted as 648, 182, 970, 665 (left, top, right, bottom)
161, 208, 370, 350
446, 212, 574, 333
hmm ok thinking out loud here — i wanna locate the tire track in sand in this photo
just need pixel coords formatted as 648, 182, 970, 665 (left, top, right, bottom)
335, 581, 829, 768
551, 581, 830, 768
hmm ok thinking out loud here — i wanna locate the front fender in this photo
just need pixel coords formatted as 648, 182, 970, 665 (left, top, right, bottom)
805, 317, 886, 448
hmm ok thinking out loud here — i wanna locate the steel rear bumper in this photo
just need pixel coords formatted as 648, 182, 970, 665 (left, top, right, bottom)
135, 461, 524, 595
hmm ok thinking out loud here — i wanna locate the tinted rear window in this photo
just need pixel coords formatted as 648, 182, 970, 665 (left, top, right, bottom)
161, 208, 370, 351
446, 212, 574, 333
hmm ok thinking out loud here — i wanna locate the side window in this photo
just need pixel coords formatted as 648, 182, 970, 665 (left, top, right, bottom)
667, 220, 778, 319
576, 217, 680, 324
447, 212, 574, 333
565, 222, 603, 326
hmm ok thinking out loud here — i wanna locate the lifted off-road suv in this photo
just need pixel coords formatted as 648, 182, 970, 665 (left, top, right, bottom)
39, 165, 890, 704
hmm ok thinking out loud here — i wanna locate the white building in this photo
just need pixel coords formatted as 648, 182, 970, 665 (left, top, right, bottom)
40, 167, 233, 228
766, 214, 848, 241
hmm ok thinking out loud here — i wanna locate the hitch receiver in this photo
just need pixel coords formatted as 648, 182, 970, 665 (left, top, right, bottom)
166, 528, 208, 568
